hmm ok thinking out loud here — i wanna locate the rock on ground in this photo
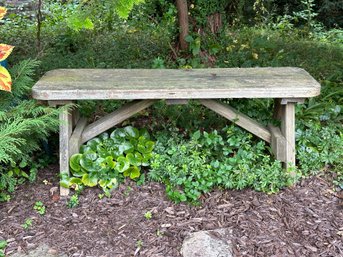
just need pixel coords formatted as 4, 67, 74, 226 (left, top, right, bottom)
10, 244, 67, 257
181, 228, 233, 257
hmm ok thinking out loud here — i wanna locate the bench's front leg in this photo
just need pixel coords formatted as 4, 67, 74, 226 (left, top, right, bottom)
59, 106, 73, 196
281, 102, 296, 171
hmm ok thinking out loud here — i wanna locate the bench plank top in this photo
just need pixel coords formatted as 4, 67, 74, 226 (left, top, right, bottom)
32, 67, 320, 100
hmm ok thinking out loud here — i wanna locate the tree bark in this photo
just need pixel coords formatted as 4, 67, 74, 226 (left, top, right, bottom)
176, 0, 189, 50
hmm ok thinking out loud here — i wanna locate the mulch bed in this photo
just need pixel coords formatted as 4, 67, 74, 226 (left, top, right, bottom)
0, 165, 342, 257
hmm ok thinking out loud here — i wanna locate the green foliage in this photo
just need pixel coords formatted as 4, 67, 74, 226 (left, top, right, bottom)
62, 126, 154, 195
149, 126, 298, 204
0, 59, 62, 201
67, 194, 80, 208
144, 211, 152, 220
0, 240, 7, 257
296, 123, 343, 175
21, 218, 33, 230
33, 201, 46, 215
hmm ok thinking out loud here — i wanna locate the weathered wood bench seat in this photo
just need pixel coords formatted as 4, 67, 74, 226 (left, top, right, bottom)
32, 67, 320, 195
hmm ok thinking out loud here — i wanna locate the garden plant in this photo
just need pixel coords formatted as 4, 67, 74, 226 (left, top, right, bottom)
0, 0, 341, 203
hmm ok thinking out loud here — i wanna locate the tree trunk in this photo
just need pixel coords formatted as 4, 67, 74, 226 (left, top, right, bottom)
176, 0, 189, 50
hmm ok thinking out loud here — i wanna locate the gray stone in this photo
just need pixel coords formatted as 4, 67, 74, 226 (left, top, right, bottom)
181, 228, 233, 257
10, 244, 67, 257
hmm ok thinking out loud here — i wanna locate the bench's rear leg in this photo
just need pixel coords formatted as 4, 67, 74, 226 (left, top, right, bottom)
281, 102, 296, 172
59, 107, 73, 196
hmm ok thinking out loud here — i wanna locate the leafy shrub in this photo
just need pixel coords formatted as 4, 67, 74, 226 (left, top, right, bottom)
296, 123, 343, 176
62, 126, 155, 196
0, 59, 62, 202
149, 125, 298, 204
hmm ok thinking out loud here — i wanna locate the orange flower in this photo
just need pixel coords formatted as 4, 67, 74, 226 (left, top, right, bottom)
0, 44, 14, 62
0, 7, 7, 20
0, 66, 12, 92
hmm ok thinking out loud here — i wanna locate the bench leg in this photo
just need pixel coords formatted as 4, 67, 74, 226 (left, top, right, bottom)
59, 108, 73, 196
281, 102, 296, 172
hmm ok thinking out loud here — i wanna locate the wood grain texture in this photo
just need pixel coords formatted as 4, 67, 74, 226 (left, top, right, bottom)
69, 118, 87, 157
281, 103, 296, 171
200, 100, 271, 143
32, 68, 320, 100
268, 125, 286, 162
59, 108, 73, 196
81, 100, 156, 143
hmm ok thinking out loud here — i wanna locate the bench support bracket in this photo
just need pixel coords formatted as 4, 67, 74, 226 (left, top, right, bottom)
199, 99, 271, 143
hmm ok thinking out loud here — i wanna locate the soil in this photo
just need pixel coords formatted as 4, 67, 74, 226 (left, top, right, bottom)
0, 164, 342, 257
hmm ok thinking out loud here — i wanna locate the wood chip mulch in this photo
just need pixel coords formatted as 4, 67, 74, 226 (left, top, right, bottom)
0, 165, 342, 257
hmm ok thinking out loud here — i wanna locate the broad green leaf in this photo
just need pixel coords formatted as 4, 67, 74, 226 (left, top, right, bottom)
99, 132, 109, 141
124, 126, 140, 138
116, 156, 130, 173
60, 179, 70, 188
105, 156, 116, 169
80, 145, 91, 153
87, 138, 102, 151
119, 141, 134, 154
71, 167, 87, 177
81, 174, 98, 187
83, 151, 97, 161
99, 179, 108, 188
0, 239, 7, 248
123, 166, 141, 179
192, 130, 201, 140
20, 171, 29, 179
138, 141, 155, 154
127, 152, 142, 166
70, 177, 82, 185
80, 152, 97, 172
139, 128, 150, 139
70, 154, 82, 172
110, 128, 126, 140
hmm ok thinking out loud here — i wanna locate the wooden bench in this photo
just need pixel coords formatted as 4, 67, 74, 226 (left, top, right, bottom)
32, 67, 320, 196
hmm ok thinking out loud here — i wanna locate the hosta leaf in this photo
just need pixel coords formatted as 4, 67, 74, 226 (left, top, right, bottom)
124, 126, 140, 138
124, 166, 141, 179
87, 138, 102, 151
83, 151, 97, 161
80, 152, 97, 172
99, 179, 108, 188
127, 152, 142, 166
70, 154, 82, 172
60, 179, 70, 188
70, 177, 82, 185
110, 128, 126, 140
81, 174, 98, 187
0, 7, 7, 20
99, 132, 109, 141
71, 168, 87, 177
139, 128, 150, 139
138, 141, 155, 154
116, 156, 130, 173
0, 44, 14, 62
0, 66, 12, 92
80, 145, 91, 153
119, 141, 134, 154
105, 156, 116, 169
